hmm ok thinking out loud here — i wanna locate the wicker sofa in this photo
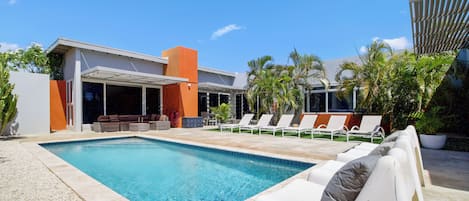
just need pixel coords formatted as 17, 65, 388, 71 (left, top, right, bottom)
92, 114, 170, 132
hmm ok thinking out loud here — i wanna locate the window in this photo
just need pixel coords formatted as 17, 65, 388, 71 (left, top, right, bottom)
106, 85, 142, 115
220, 94, 229, 104
82, 82, 104, 124
198, 93, 207, 116
328, 92, 353, 112
208, 93, 219, 110
309, 93, 326, 112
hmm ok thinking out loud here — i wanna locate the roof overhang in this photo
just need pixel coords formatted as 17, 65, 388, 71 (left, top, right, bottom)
410, 0, 469, 54
198, 82, 245, 92
82, 66, 187, 85
47, 38, 168, 64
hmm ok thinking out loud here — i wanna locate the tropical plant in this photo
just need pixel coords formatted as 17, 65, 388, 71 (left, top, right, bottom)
246, 50, 328, 121
0, 53, 18, 135
414, 106, 445, 134
336, 40, 455, 130
4, 44, 49, 73
246, 55, 274, 119
287, 49, 328, 117
210, 103, 231, 123
335, 40, 394, 115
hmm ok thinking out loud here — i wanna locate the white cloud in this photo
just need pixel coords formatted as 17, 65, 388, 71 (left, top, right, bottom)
0, 42, 20, 52
359, 46, 368, 54
8, 0, 17, 5
210, 24, 244, 40
382, 36, 410, 50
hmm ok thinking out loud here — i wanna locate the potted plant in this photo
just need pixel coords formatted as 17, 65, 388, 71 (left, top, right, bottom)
414, 107, 446, 149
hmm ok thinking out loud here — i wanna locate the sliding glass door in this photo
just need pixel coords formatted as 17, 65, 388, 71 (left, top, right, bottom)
106, 85, 142, 115
146, 88, 161, 115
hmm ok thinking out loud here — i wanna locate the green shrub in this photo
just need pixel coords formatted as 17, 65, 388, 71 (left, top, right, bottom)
414, 106, 444, 134
210, 103, 231, 123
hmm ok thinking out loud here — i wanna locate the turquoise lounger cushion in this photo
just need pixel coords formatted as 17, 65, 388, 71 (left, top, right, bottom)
321, 155, 380, 201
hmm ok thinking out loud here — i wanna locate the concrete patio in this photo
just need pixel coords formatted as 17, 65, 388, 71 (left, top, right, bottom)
0, 127, 468, 200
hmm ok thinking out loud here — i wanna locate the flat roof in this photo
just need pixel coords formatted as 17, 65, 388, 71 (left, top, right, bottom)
198, 66, 236, 77
198, 82, 245, 91
47, 38, 169, 64
82, 66, 187, 85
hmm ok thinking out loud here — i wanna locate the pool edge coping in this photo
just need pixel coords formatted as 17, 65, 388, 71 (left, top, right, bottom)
23, 134, 325, 201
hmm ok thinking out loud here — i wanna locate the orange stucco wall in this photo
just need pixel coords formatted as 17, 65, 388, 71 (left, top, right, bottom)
162, 46, 198, 127
50, 80, 67, 131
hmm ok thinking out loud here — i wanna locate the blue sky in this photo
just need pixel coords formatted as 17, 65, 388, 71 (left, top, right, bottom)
0, 0, 412, 73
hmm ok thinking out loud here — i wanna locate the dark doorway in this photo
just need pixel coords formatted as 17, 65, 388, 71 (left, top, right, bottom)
82, 82, 104, 124
146, 88, 161, 115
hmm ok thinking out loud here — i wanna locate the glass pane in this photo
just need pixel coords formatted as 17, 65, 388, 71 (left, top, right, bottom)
209, 93, 219, 109
328, 92, 353, 112
242, 94, 250, 114
235, 94, 242, 119
198, 93, 207, 116
309, 93, 326, 112
82, 82, 104, 124
146, 88, 161, 115
106, 85, 142, 115
220, 94, 229, 104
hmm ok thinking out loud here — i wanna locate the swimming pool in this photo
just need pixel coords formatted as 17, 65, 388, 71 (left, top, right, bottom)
42, 137, 312, 201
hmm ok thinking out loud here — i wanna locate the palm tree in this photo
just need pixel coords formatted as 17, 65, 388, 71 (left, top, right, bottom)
335, 40, 394, 114
246, 56, 274, 119
288, 49, 329, 117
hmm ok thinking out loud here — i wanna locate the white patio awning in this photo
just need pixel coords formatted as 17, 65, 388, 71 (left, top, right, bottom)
81, 66, 187, 85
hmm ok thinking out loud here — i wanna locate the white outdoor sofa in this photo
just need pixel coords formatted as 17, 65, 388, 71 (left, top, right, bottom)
255, 125, 425, 201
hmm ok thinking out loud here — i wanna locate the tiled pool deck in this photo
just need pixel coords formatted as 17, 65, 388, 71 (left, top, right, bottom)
1, 127, 468, 200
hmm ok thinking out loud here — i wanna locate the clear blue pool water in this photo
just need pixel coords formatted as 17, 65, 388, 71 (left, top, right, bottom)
42, 137, 312, 201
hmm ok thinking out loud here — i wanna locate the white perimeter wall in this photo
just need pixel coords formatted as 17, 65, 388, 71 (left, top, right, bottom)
9, 71, 50, 135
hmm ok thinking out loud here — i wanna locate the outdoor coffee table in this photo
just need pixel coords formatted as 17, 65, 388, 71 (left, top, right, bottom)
129, 123, 150, 132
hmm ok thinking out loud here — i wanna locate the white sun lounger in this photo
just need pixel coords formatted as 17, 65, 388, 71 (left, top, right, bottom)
311, 115, 348, 140
259, 114, 294, 135
281, 114, 317, 138
346, 115, 385, 142
239, 114, 273, 134
219, 113, 254, 133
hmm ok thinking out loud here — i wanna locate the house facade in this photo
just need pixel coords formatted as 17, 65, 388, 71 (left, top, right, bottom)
47, 38, 357, 132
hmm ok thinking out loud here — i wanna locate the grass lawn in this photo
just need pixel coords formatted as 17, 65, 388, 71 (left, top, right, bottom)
207, 128, 383, 144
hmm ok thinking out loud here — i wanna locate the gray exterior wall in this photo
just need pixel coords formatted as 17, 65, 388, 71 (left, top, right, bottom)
198, 71, 235, 86
80, 49, 164, 75
63, 48, 77, 81
9, 71, 50, 135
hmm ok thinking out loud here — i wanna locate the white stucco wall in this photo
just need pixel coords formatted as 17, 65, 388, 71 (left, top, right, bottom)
9, 71, 50, 135
80, 49, 164, 75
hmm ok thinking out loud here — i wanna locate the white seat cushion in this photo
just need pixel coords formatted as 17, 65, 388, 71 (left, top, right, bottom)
256, 179, 325, 201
